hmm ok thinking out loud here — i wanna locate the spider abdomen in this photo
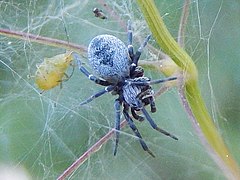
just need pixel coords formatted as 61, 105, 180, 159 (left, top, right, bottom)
88, 35, 130, 83
74, 20, 178, 158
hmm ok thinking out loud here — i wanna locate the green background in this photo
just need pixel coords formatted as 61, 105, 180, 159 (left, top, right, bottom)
0, 0, 239, 179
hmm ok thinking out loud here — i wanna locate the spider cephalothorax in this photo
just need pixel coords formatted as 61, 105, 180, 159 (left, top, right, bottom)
73, 20, 178, 157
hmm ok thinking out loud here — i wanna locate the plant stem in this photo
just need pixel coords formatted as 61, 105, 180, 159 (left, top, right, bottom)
0, 28, 87, 54
178, 0, 191, 47
57, 120, 127, 180
136, 0, 240, 179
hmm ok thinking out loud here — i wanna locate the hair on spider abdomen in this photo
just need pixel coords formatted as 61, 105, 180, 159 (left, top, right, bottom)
88, 34, 130, 83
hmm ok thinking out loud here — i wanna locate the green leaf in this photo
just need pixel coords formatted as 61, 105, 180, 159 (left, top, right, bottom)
0, 1, 239, 179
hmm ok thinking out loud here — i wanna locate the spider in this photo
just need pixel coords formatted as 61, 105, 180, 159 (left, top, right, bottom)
72, 20, 178, 157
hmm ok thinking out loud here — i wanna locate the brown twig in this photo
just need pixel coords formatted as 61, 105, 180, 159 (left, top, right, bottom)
0, 28, 87, 54
57, 120, 127, 180
177, 0, 191, 47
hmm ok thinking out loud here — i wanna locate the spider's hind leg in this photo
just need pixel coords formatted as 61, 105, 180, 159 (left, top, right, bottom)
73, 52, 112, 86
130, 34, 151, 74
127, 20, 134, 60
128, 20, 151, 74
79, 85, 115, 105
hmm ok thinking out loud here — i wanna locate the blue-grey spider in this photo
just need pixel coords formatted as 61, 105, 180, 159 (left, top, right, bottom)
73, 21, 178, 157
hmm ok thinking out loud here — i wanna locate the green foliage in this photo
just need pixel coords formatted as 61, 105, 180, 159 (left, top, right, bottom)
0, 0, 239, 179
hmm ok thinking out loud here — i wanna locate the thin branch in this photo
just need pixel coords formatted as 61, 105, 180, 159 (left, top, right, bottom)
137, 0, 240, 179
178, 0, 191, 47
0, 28, 87, 54
57, 120, 127, 180
177, 76, 235, 180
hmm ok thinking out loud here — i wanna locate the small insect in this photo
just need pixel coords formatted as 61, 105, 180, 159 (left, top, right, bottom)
35, 51, 74, 91
73, 20, 178, 157
93, 8, 107, 19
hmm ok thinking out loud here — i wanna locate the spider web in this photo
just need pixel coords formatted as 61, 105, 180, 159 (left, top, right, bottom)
0, 0, 239, 179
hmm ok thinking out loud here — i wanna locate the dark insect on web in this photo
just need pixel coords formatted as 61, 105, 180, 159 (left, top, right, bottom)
73, 20, 178, 157
93, 8, 107, 19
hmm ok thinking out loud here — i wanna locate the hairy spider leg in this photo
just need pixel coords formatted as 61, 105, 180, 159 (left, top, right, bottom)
149, 97, 157, 112
73, 53, 112, 86
127, 20, 151, 74
137, 89, 156, 113
130, 35, 151, 74
79, 85, 115, 105
131, 108, 144, 121
127, 20, 134, 60
113, 99, 121, 156
125, 76, 177, 86
123, 105, 155, 157
140, 105, 178, 140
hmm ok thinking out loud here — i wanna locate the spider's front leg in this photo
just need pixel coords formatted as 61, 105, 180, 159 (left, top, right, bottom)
113, 98, 122, 156
125, 76, 177, 86
137, 100, 178, 141
123, 104, 155, 157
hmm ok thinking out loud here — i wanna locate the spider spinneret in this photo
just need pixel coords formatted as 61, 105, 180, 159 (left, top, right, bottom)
73, 20, 178, 157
